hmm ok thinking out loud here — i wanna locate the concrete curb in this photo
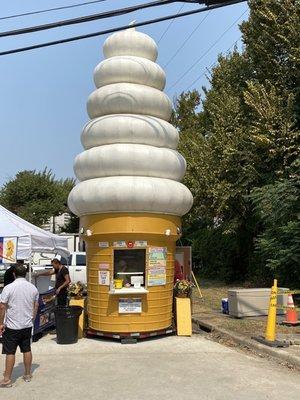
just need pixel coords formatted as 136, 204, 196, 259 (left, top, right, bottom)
192, 317, 300, 370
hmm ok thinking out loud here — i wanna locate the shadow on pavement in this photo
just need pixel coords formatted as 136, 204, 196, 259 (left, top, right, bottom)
12, 362, 39, 381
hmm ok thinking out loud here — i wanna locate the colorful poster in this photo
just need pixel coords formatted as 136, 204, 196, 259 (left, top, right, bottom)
148, 247, 167, 267
0, 237, 17, 264
147, 266, 166, 286
98, 270, 110, 286
119, 298, 142, 314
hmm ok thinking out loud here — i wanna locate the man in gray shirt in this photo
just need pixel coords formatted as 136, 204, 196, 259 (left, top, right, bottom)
0, 264, 39, 387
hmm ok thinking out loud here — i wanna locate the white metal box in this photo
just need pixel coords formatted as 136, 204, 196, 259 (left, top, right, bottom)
228, 288, 288, 318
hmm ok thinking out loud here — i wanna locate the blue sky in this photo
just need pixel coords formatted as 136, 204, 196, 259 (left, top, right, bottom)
0, 0, 248, 186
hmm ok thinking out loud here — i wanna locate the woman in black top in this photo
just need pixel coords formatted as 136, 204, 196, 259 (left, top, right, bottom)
53, 259, 70, 306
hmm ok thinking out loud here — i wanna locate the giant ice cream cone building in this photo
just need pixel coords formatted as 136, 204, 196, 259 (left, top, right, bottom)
68, 27, 193, 334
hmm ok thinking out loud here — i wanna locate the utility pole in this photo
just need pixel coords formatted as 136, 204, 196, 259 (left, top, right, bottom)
52, 216, 56, 233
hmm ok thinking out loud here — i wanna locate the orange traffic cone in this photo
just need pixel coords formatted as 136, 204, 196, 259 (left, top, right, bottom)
282, 294, 299, 326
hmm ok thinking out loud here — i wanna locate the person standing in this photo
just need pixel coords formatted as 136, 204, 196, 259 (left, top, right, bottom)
3, 260, 24, 287
3, 264, 16, 287
0, 264, 39, 387
36, 258, 70, 306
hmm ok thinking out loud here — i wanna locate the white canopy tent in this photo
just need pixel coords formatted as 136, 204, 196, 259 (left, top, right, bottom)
0, 205, 70, 261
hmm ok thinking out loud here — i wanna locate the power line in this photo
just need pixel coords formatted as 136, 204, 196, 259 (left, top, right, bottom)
163, 10, 211, 68
166, 8, 247, 91
0, 1, 108, 21
158, 3, 185, 43
0, 0, 176, 38
157, 1, 212, 44
185, 35, 242, 90
0, 1, 247, 57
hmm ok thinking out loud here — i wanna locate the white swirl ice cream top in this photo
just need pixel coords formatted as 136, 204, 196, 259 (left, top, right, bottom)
68, 28, 193, 217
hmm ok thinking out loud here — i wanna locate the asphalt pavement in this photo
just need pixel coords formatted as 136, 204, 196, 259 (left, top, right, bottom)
1, 334, 300, 400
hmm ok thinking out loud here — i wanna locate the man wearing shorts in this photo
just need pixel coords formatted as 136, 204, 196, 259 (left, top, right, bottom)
0, 264, 39, 387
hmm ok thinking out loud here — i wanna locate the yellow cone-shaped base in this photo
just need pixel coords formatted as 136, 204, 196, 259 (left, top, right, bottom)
81, 213, 181, 333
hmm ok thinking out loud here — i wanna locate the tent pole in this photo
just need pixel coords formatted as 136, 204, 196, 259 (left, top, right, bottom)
29, 254, 32, 283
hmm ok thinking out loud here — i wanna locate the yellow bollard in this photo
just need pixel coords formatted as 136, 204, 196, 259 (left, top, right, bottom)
265, 279, 277, 342
253, 279, 288, 347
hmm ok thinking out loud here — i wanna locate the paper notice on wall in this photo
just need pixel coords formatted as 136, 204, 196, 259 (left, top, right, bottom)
148, 247, 167, 267
99, 263, 109, 270
98, 270, 110, 286
0, 237, 18, 264
113, 241, 127, 248
99, 242, 109, 248
119, 298, 142, 314
134, 240, 147, 247
147, 266, 166, 286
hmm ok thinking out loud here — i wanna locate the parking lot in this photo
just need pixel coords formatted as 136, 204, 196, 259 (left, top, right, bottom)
1, 334, 300, 400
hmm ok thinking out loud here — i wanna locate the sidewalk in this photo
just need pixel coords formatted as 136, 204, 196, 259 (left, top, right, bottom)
192, 315, 300, 369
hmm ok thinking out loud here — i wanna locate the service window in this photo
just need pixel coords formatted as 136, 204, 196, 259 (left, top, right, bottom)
114, 249, 146, 287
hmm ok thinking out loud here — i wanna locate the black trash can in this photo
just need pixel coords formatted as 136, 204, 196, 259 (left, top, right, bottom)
54, 306, 83, 344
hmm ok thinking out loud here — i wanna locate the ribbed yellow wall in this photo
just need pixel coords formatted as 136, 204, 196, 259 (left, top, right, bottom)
81, 213, 180, 333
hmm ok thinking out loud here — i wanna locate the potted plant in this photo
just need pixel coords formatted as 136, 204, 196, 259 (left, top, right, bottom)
174, 279, 194, 298
68, 281, 86, 300
67, 282, 87, 339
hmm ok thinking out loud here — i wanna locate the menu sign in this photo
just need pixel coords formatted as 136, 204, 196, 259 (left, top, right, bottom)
147, 266, 166, 287
119, 298, 142, 314
148, 247, 167, 267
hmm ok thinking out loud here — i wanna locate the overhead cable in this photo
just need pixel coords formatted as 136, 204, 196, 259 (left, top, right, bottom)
163, 10, 211, 68
166, 8, 247, 91
157, 2, 185, 43
0, 1, 108, 21
0, 1, 247, 57
0, 0, 177, 38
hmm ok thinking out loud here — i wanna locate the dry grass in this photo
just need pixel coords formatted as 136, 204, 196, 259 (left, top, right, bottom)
192, 279, 299, 338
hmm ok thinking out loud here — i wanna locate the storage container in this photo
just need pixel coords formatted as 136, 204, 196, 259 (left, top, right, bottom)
228, 288, 288, 318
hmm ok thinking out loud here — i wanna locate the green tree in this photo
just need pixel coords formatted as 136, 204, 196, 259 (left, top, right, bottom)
174, 0, 300, 285
0, 169, 75, 227
250, 180, 300, 287
63, 212, 80, 233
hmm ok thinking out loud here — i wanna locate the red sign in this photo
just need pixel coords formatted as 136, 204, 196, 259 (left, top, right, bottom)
127, 241, 134, 248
